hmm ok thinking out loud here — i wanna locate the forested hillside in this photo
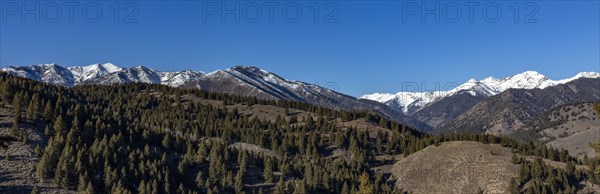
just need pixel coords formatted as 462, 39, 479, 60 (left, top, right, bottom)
0, 72, 423, 194
2, 72, 600, 194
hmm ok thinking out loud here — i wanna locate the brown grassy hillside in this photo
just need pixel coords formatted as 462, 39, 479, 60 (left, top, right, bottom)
391, 141, 519, 194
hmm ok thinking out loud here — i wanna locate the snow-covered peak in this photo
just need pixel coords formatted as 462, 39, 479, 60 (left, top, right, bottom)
466, 78, 478, 83
97, 63, 123, 73
0, 63, 75, 86
40, 63, 59, 67
132, 65, 154, 71
68, 63, 124, 83
498, 70, 548, 90
516, 70, 544, 78
447, 79, 496, 97
361, 93, 399, 103
229, 65, 261, 71
159, 70, 205, 87
480, 77, 500, 85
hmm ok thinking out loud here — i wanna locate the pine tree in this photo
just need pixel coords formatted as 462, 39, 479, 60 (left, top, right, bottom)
263, 157, 273, 183
21, 131, 28, 144
375, 135, 383, 154
341, 181, 349, 194
293, 180, 306, 194
195, 171, 204, 189
177, 183, 185, 194
53, 115, 66, 135
12, 92, 22, 121
378, 117, 388, 128
26, 98, 38, 121
31, 185, 39, 194
162, 134, 172, 151
42, 101, 53, 121
84, 181, 95, 194
139, 180, 147, 194
357, 171, 374, 194
0, 81, 10, 103
55, 146, 75, 189
164, 171, 172, 194
151, 180, 159, 194
512, 153, 520, 164
208, 145, 222, 184
78, 175, 88, 191
235, 171, 244, 193
10, 114, 19, 137
274, 177, 285, 194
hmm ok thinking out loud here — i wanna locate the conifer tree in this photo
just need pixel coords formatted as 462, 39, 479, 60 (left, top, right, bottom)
263, 157, 274, 183
42, 101, 53, 121
26, 97, 39, 121
274, 177, 285, 194
53, 115, 66, 135
341, 181, 349, 194
10, 113, 20, 137
31, 185, 39, 194
78, 175, 88, 191
293, 180, 306, 194
235, 171, 244, 193
84, 181, 95, 194
195, 171, 204, 189
357, 171, 374, 194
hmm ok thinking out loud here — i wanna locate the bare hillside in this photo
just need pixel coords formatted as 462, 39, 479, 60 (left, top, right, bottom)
392, 141, 519, 194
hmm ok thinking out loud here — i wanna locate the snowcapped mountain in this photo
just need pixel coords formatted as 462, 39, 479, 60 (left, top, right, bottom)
0, 63, 434, 132
1, 63, 123, 86
68, 63, 123, 83
1, 64, 77, 86
361, 71, 600, 115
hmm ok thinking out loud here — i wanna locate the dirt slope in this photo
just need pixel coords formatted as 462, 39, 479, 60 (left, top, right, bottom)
391, 141, 519, 194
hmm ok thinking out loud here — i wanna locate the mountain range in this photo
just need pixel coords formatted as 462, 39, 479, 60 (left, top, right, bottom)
361, 71, 600, 115
2, 63, 599, 134
0, 63, 433, 132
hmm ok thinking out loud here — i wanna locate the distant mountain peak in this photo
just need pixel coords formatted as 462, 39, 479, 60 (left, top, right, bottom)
133, 65, 153, 70
96, 63, 122, 73
465, 78, 478, 83
230, 65, 262, 70
508, 70, 547, 81
228, 65, 273, 77
516, 70, 544, 77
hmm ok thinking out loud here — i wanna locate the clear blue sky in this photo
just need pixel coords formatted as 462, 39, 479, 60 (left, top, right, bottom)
1, 1, 598, 97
